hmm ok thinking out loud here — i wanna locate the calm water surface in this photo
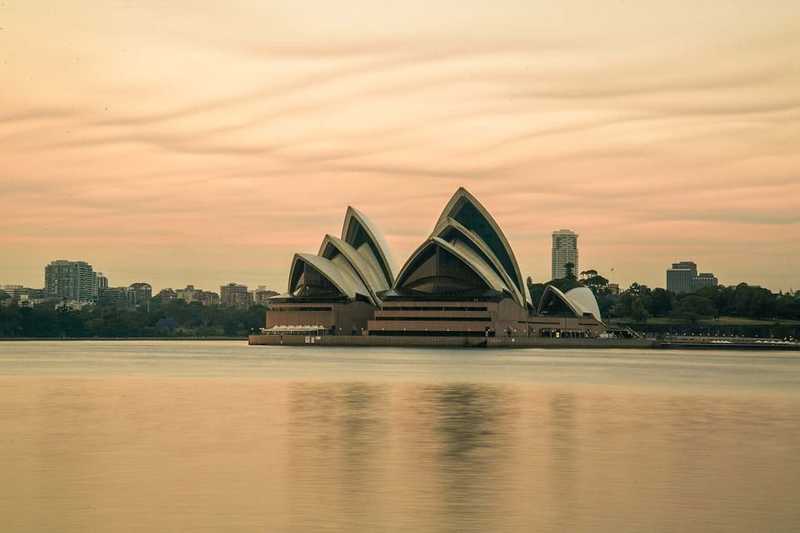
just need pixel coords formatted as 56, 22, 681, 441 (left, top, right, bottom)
1, 341, 799, 532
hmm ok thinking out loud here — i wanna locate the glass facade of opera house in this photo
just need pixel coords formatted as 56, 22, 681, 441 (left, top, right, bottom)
264, 188, 606, 338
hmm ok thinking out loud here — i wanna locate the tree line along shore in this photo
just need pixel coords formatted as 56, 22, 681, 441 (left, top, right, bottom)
1, 279, 799, 339
0, 299, 266, 339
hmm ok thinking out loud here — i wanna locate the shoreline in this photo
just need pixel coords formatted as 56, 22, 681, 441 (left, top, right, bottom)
1, 336, 797, 351
248, 334, 800, 351
0, 337, 246, 342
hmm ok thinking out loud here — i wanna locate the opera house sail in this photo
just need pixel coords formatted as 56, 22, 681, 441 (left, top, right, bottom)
264, 207, 395, 336
261, 187, 605, 340
532, 285, 605, 337
433, 188, 528, 304
370, 188, 530, 337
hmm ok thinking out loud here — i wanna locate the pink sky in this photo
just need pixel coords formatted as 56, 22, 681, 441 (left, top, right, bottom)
1, 1, 798, 292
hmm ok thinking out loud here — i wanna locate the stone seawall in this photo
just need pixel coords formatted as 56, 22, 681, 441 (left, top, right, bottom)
248, 335, 656, 349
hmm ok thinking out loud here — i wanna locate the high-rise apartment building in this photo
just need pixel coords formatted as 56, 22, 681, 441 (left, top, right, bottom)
221, 283, 251, 307
1, 285, 25, 300
666, 261, 697, 294
666, 261, 718, 293
693, 272, 719, 290
99, 282, 152, 309
127, 283, 152, 309
253, 286, 279, 306
99, 287, 130, 308
551, 229, 579, 280
44, 260, 98, 302
1, 285, 47, 306
175, 285, 219, 306
197, 291, 220, 306
155, 288, 177, 301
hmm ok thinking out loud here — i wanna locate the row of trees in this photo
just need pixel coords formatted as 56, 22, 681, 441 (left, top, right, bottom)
611, 284, 800, 323
3, 263, 798, 337
0, 297, 267, 338
527, 263, 800, 323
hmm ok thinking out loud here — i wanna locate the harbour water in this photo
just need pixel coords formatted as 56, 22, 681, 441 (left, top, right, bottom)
1, 341, 799, 532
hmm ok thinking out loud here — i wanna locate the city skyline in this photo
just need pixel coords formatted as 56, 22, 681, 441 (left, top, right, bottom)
2, 248, 780, 297
2, 1, 798, 292
1, 233, 794, 295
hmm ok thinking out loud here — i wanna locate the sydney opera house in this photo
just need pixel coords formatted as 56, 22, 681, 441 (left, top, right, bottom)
261, 188, 605, 341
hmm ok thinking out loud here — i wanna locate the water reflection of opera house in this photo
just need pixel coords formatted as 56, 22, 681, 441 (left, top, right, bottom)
263, 188, 605, 339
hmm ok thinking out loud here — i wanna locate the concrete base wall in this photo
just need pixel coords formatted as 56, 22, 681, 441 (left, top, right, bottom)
248, 334, 655, 349
266, 300, 375, 335
525, 315, 606, 336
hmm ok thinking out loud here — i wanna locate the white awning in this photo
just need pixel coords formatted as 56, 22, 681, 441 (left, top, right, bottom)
261, 324, 326, 333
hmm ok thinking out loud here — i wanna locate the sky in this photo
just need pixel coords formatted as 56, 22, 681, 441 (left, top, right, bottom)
1, 0, 799, 293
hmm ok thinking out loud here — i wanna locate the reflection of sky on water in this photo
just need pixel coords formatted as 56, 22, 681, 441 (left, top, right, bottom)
2, 342, 800, 532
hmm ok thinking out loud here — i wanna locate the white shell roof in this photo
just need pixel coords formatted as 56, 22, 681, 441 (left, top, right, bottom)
436, 217, 525, 306
395, 237, 510, 294
537, 285, 603, 322
432, 187, 526, 300
279, 188, 536, 310
537, 285, 582, 317
318, 234, 387, 305
565, 287, 602, 321
342, 206, 395, 286
443, 238, 510, 294
289, 253, 370, 301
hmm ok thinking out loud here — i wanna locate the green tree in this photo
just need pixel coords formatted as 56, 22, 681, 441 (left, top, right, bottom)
630, 299, 650, 322
584, 274, 609, 291
563, 262, 576, 281
672, 295, 716, 323
549, 262, 580, 292
648, 288, 673, 317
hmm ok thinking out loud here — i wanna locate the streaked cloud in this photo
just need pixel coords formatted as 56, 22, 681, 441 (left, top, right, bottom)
1, 0, 798, 291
